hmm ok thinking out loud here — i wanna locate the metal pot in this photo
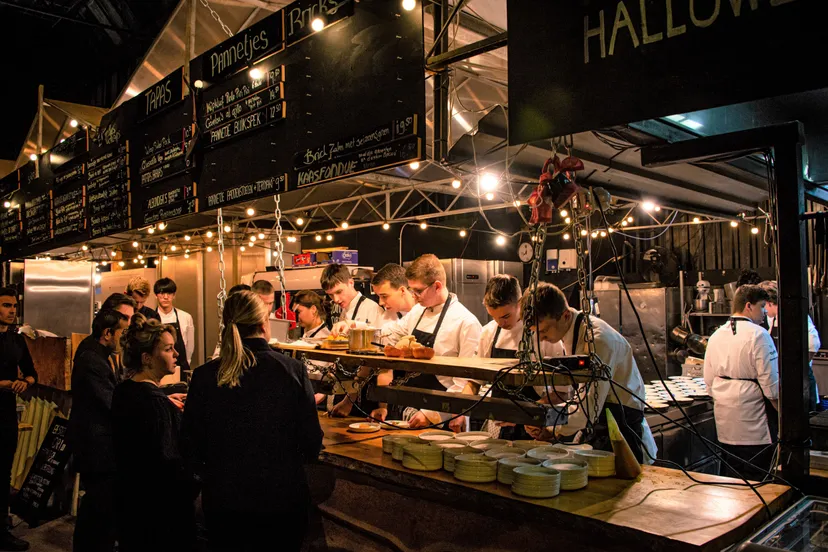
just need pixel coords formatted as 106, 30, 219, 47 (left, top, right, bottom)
670, 326, 691, 345
694, 298, 709, 312
349, 328, 380, 352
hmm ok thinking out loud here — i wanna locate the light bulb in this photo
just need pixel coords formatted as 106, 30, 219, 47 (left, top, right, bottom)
296, 217, 304, 226
163, 255, 168, 260
326, 234, 333, 241
240, 246, 246, 252
158, 222, 166, 230
420, 222, 427, 230
600, 231, 607, 237
496, 235, 506, 246
409, 161, 420, 170
140, 259, 146, 265
692, 217, 700, 224
402, 0, 416, 11
341, 222, 349, 229
29, 153, 37, 161
608, 228, 615, 233
560, 210, 568, 218
224, 225, 231, 233
138, 254, 143, 259
249, 67, 263, 80
118, 261, 125, 267
249, 236, 257, 242
102, 261, 107, 266
287, 236, 297, 243
627, 216, 634, 223
184, 253, 190, 259
654, 206, 661, 212
258, 232, 265, 240
591, 231, 598, 238
479, 172, 499, 191
642, 201, 655, 212
621, 220, 628, 227
147, 227, 155, 234
563, 233, 570, 240
206, 231, 213, 238
485, 192, 495, 201
194, 80, 204, 89
184, 235, 191, 241
451, 179, 461, 189
246, 208, 255, 216
315, 234, 322, 242
207, 246, 213, 252
171, 245, 177, 251
513, 200, 521, 207
2, 201, 9, 208
185, 249, 190, 254
730, 221, 738, 228
110, 251, 117, 257
459, 230, 467, 237
70, 119, 79, 128
132, 241, 139, 248
81, 244, 88, 251
565, 217, 571, 224
751, 226, 760, 235
133, 259, 138, 264
311, 17, 325, 32
382, 223, 390, 230
580, 229, 588, 237
530, 236, 537, 242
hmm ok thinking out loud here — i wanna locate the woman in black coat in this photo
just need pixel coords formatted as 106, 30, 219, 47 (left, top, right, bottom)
183, 290, 323, 552
112, 314, 197, 552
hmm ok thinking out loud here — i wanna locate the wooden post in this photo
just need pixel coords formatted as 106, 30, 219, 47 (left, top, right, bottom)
183, 0, 196, 95
36, 84, 44, 178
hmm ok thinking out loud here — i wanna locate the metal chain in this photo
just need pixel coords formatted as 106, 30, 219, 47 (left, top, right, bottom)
518, 224, 548, 369
198, 0, 233, 37
273, 195, 287, 317
216, 208, 228, 346
391, 371, 422, 386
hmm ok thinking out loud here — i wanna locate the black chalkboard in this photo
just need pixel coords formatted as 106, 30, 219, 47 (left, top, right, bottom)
24, 189, 52, 249
140, 67, 184, 120
12, 417, 71, 524
195, 0, 425, 210
0, 171, 18, 200
0, 190, 23, 257
52, 184, 86, 238
48, 130, 87, 178
38, 130, 89, 245
201, 14, 285, 81
88, 107, 132, 238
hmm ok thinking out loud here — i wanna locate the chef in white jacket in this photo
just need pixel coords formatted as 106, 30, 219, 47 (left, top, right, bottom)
704, 284, 778, 479
759, 280, 821, 411
475, 275, 568, 440
381, 254, 482, 431
521, 283, 657, 464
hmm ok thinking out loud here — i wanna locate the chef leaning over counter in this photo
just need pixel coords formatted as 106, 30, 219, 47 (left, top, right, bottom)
521, 282, 657, 464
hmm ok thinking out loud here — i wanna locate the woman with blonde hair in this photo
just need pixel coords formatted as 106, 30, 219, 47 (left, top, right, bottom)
183, 291, 323, 551
111, 314, 197, 552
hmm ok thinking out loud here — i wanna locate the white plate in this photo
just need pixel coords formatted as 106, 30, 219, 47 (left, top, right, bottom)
384, 420, 410, 429
454, 431, 492, 443
348, 422, 381, 433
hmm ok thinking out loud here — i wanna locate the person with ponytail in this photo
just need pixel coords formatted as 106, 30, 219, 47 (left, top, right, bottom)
111, 314, 197, 552
183, 291, 323, 552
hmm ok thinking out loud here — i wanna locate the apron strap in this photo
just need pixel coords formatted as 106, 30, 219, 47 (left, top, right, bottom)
490, 325, 503, 357
570, 311, 585, 354
351, 295, 367, 322
412, 294, 453, 336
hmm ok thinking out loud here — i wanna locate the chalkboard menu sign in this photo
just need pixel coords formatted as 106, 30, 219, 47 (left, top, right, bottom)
0, 193, 23, 254
53, 186, 85, 237
38, 130, 89, 244
12, 417, 71, 523
25, 191, 52, 247
195, 0, 425, 209
19, 162, 37, 190
201, 13, 285, 81
88, 109, 131, 238
0, 170, 18, 199
141, 66, 184, 120
48, 130, 87, 181
139, 125, 193, 187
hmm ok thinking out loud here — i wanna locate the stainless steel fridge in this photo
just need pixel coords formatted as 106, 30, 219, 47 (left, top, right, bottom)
439, 259, 523, 324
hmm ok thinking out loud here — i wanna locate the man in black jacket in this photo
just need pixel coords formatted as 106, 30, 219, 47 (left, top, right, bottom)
0, 287, 36, 552
69, 309, 129, 552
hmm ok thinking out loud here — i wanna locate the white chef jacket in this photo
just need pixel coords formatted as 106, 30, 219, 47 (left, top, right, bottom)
704, 317, 779, 445
382, 297, 482, 391
766, 314, 821, 357
556, 309, 657, 463
343, 292, 385, 328
303, 322, 330, 339
158, 307, 194, 365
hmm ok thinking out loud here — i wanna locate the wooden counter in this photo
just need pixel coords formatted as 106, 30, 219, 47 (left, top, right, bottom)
312, 414, 791, 552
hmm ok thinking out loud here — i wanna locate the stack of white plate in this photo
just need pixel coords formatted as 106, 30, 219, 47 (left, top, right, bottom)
485, 447, 526, 460
442, 445, 481, 472
418, 430, 456, 443
383, 434, 404, 454
559, 443, 593, 452
391, 435, 421, 461
647, 379, 698, 407
542, 459, 589, 490
453, 454, 499, 483
527, 445, 571, 462
470, 439, 511, 451
511, 466, 561, 498
384, 420, 410, 430
574, 450, 616, 477
497, 457, 540, 485
512, 440, 548, 451
402, 443, 443, 471
454, 431, 492, 444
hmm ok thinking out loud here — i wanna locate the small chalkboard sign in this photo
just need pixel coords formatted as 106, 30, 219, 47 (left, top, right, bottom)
25, 191, 53, 247
12, 417, 71, 523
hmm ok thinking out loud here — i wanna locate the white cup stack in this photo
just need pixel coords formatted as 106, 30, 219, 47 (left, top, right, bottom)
497, 457, 541, 485
402, 443, 443, 471
511, 466, 562, 498
574, 450, 616, 477
442, 445, 480, 472
453, 454, 499, 483
542, 459, 589, 490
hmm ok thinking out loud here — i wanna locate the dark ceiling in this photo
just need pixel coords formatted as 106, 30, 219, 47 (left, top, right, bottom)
0, 0, 178, 160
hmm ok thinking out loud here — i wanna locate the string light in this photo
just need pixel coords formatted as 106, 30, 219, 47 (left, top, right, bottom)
184, 253, 190, 259
382, 223, 390, 230
495, 235, 506, 246
249, 236, 257, 243
110, 251, 117, 257
693, 217, 701, 224
246, 208, 255, 216
29, 153, 37, 161
240, 246, 246, 252
140, 259, 146, 265
184, 235, 191, 241
459, 229, 467, 237
608, 228, 615, 234
513, 200, 521, 207
479, 173, 499, 191
2, 201, 9, 208
730, 221, 738, 228
138, 254, 143, 260
311, 17, 325, 32
419, 222, 427, 230
163, 255, 168, 260
118, 261, 125, 267
409, 161, 420, 170
132, 241, 139, 248
654, 206, 661, 212
194, 80, 204, 89
185, 249, 190, 254
642, 201, 656, 212
627, 216, 634, 223
560, 210, 568, 218
600, 231, 607, 237
249, 67, 263, 80
101, 261, 107, 266
207, 246, 213, 252
580, 229, 588, 237
158, 222, 166, 230
206, 231, 213, 238
591, 231, 598, 238
341, 222, 349, 229
751, 227, 760, 235
563, 233, 570, 240
485, 192, 495, 201
81, 244, 88, 251
621, 220, 628, 227
132, 259, 138, 264
287, 236, 297, 243
326, 235, 333, 241
147, 227, 155, 234
402, 0, 416, 10
171, 245, 177, 251
224, 225, 231, 233
296, 217, 304, 226
565, 217, 571, 224
70, 119, 78, 128
315, 234, 322, 242
451, 179, 461, 189
257, 232, 265, 240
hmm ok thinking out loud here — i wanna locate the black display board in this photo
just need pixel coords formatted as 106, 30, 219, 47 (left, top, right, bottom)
141, 66, 184, 120
24, 187, 52, 250
0, 171, 20, 257
88, 107, 132, 238
12, 417, 71, 523
507, 0, 828, 144
194, 0, 424, 209
0, 170, 17, 198
41, 130, 88, 244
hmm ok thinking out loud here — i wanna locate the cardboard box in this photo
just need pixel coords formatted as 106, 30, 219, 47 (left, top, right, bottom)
316, 250, 358, 265
292, 253, 316, 267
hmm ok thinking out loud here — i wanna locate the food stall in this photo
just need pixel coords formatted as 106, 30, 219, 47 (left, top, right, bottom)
2, 0, 827, 548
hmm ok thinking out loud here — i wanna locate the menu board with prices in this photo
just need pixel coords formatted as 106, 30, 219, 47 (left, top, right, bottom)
142, 183, 197, 225
12, 417, 71, 524
206, 174, 286, 210
88, 141, 130, 238
53, 185, 86, 238
202, 65, 285, 149
0, 201, 22, 251
48, 130, 88, 187
139, 125, 193, 187
25, 191, 53, 247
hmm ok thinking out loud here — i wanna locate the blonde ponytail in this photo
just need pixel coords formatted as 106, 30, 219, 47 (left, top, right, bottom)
217, 291, 269, 388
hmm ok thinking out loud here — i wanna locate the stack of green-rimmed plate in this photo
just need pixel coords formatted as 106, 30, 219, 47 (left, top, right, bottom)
527, 445, 571, 462
442, 445, 480, 472
402, 443, 443, 471
559, 443, 593, 452
542, 459, 589, 490
574, 449, 616, 477
485, 447, 526, 460
453, 454, 498, 483
382, 434, 403, 454
454, 431, 492, 444
511, 466, 561, 498
418, 430, 455, 443
391, 435, 421, 461
470, 439, 511, 451
497, 457, 540, 485
512, 440, 548, 451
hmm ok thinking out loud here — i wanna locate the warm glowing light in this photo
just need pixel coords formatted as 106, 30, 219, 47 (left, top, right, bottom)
315, 234, 322, 242
485, 192, 495, 201
207, 246, 213, 252
560, 210, 568, 218
140, 259, 146, 265
642, 201, 656, 212
240, 246, 246, 252
287, 236, 297, 243
249, 236, 256, 243
513, 200, 521, 207
326, 234, 333, 241
132, 259, 138, 264
147, 227, 155, 234
138, 254, 143, 260
693, 217, 701, 224
246, 208, 255, 216
730, 221, 739, 228
621, 220, 628, 227
419, 222, 427, 230
608, 228, 615, 233
110, 251, 117, 257
311, 17, 325, 32
654, 206, 661, 212
184, 249, 190, 254
402, 0, 416, 11
565, 217, 571, 224
451, 179, 461, 189
118, 261, 125, 267
496, 235, 506, 246
249, 67, 264, 80
296, 217, 304, 226
479, 173, 499, 192
341, 222, 349, 229
258, 232, 265, 240
184, 235, 191, 241
409, 161, 420, 170
600, 231, 607, 237
2, 201, 9, 208
382, 223, 390, 230
101, 261, 107, 266
163, 255, 168, 260
591, 231, 598, 238
627, 216, 634, 223
158, 222, 166, 230
132, 241, 139, 248
70, 119, 79, 128
751, 227, 760, 235
171, 245, 177, 251
580, 229, 588, 237
563, 233, 570, 240
81, 244, 88, 251
224, 225, 231, 233
29, 153, 37, 161
194, 80, 204, 89
184, 253, 190, 259
206, 231, 213, 238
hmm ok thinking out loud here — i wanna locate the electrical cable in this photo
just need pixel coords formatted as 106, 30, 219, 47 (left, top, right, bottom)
591, 190, 775, 511
611, 211, 680, 240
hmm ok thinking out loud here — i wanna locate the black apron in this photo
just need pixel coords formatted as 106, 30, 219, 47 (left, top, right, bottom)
488, 325, 541, 439
304, 323, 328, 338
167, 309, 190, 375
570, 312, 646, 463
396, 294, 454, 392
349, 295, 367, 323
